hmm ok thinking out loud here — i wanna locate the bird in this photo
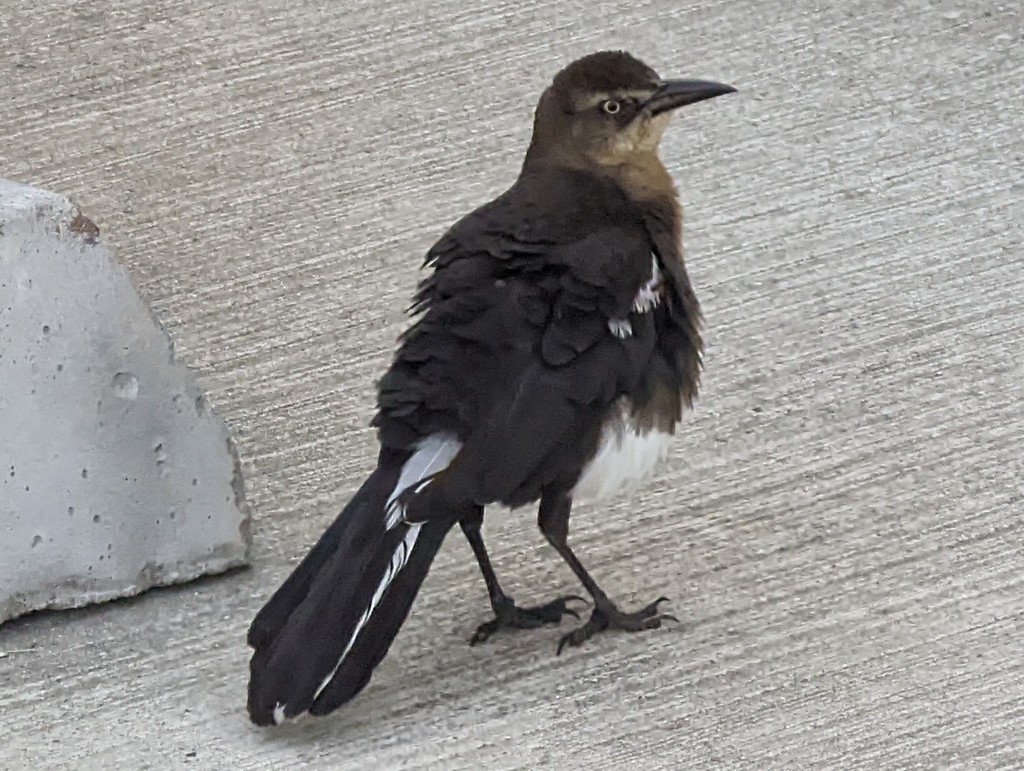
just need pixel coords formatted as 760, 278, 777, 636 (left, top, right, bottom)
246, 49, 735, 726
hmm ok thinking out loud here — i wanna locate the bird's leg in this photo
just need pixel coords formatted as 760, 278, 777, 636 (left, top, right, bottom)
538, 491, 677, 654
459, 508, 585, 646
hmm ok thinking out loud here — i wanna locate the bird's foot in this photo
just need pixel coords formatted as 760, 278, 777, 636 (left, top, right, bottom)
470, 594, 588, 646
556, 596, 677, 654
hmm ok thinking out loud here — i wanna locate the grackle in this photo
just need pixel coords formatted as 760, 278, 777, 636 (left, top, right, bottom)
247, 50, 735, 726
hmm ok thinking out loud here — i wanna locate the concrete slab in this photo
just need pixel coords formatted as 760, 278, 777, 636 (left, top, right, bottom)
0, 180, 250, 623
0, 0, 1021, 769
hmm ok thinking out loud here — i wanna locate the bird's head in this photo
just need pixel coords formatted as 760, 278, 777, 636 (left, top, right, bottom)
525, 51, 735, 174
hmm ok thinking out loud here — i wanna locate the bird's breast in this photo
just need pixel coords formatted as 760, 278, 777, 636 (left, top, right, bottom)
571, 399, 673, 501
607, 255, 664, 339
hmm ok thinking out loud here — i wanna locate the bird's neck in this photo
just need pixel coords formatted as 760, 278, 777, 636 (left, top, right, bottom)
521, 152, 682, 253
609, 155, 682, 257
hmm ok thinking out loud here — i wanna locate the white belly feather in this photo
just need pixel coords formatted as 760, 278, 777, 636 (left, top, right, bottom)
572, 404, 673, 501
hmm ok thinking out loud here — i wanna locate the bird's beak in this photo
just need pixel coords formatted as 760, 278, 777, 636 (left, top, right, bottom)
645, 79, 737, 114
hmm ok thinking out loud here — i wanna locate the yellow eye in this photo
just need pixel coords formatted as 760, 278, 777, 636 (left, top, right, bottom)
601, 100, 621, 115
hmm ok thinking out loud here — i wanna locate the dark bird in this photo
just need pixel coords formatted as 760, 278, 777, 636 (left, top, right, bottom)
247, 50, 735, 726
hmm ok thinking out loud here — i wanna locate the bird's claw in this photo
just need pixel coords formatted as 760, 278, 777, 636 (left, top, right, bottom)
556, 595, 678, 654
469, 594, 586, 646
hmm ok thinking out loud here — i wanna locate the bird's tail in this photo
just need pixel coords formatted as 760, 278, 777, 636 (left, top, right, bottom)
247, 436, 462, 726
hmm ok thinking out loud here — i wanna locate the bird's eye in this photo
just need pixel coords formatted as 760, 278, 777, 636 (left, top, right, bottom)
601, 100, 621, 115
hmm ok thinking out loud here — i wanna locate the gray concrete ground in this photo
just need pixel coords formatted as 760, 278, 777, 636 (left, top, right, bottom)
1, 0, 1022, 768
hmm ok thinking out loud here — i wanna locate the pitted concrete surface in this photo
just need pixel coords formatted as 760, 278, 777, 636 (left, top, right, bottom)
1, 1, 1022, 769
0, 180, 250, 624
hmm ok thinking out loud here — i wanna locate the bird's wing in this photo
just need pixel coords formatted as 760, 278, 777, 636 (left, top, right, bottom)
376, 225, 661, 506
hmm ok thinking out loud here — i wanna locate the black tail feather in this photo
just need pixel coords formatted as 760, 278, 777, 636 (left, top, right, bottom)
309, 519, 450, 713
247, 461, 402, 652
247, 457, 456, 725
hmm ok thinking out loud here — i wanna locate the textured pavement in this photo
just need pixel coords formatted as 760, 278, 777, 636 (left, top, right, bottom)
1, 1, 1022, 768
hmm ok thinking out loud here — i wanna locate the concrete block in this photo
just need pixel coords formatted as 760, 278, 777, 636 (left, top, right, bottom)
0, 179, 250, 624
